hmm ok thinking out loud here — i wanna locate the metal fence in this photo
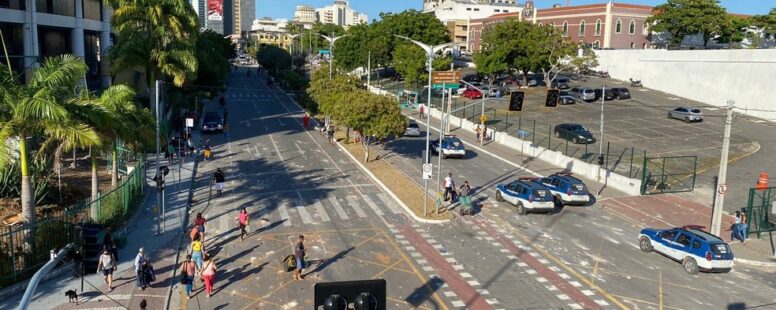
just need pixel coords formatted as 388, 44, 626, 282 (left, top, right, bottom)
746, 186, 775, 239
640, 155, 698, 195
0, 157, 146, 288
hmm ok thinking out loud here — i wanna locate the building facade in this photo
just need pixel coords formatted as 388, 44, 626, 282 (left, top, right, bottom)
252, 18, 288, 32
468, 2, 653, 51
423, 0, 523, 50
314, 1, 367, 28
0, 0, 113, 87
201, 0, 254, 35
293, 5, 315, 29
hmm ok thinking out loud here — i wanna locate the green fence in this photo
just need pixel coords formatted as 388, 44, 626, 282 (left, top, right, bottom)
0, 157, 146, 288
746, 186, 775, 239
640, 155, 697, 195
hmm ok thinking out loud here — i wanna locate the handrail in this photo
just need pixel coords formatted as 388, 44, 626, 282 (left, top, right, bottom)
17, 243, 75, 310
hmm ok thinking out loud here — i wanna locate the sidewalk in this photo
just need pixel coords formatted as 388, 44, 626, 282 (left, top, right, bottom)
0, 153, 199, 309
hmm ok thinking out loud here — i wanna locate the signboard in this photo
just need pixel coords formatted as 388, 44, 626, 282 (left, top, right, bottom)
431, 83, 458, 90
431, 71, 461, 84
207, 0, 223, 21
718, 184, 727, 194
422, 163, 432, 180
186, 118, 194, 128
479, 115, 488, 124
319, 49, 330, 55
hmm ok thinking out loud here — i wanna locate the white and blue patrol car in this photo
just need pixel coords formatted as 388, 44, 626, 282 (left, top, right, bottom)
494, 179, 555, 215
540, 173, 591, 206
639, 225, 734, 274
430, 135, 466, 159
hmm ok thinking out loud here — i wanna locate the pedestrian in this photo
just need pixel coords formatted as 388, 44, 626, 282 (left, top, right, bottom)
238, 208, 249, 241
203, 146, 212, 162
134, 248, 146, 290
194, 213, 207, 242
96, 248, 116, 292
200, 254, 217, 298
458, 180, 471, 199
139, 299, 147, 310
187, 138, 194, 156
167, 143, 175, 165
729, 212, 745, 244
189, 225, 200, 242
739, 209, 748, 241
139, 260, 155, 290
191, 236, 205, 269
303, 114, 310, 129
419, 105, 425, 119
223, 122, 229, 138
474, 125, 481, 142
293, 235, 306, 281
213, 168, 226, 197
326, 125, 335, 144
99, 227, 116, 260
180, 255, 196, 299
444, 173, 455, 202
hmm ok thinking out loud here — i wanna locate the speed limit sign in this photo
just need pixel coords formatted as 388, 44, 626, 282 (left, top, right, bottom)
718, 184, 727, 195
422, 163, 432, 180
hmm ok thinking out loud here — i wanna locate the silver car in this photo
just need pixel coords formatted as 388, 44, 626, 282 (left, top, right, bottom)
404, 122, 421, 137
668, 107, 703, 122
568, 87, 596, 101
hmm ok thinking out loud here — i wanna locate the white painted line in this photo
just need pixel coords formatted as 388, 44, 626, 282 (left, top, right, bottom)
293, 204, 314, 224
484, 236, 495, 241
538, 258, 550, 264
595, 299, 610, 306
526, 269, 538, 275
427, 239, 438, 244
345, 196, 368, 218
417, 259, 428, 264
546, 285, 558, 291
557, 294, 570, 300
452, 300, 465, 308
444, 291, 457, 297
327, 197, 349, 220
516, 262, 528, 267
360, 193, 385, 216
528, 252, 540, 257
445, 257, 458, 263
411, 252, 422, 258
278, 201, 292, 226
376, 193, 403, 214
477, 289, 490, 295
569, 281, 582, 288
559, 273, 571, 280
313, 200, 331, 222
423, 266, 434, 271
396, 234, 406, 239
568, 303, 584, 310
399, 240, 410, 245
432, 244, 444, 249
499, 249, 510, 253
453, 265, 464, 270
420, 233, 433, 239
268, 133, 285, 162
467, 280, 481, 286
582, 290, 595, 296
536, 277, 548, 283
507, 255, 517, 259
549, 266, 561, 272
490, 242, 501, 247
460, 272, 473, 278
404, 246, 414, 251
486, 299, 500, 305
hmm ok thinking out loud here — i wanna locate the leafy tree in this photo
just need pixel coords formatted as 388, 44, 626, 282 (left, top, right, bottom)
337, 90, 405, 162
194, 30, 236, 88
646, 0, 728, 48
716, 15, 751, 48
255, 44, 292, 74
392, 44, 428, 89
473, 30, 510, 89
752, 8, 776, 40
568, 45, 599, 74
307, 69, 361, 119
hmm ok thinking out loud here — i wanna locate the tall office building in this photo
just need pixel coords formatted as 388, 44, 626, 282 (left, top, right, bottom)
314, 1, 367, 28
199, 0, 253, 35
189, 0, 206, 28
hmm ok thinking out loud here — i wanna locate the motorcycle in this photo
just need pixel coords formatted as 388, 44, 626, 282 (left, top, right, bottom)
630, 78, 643, 88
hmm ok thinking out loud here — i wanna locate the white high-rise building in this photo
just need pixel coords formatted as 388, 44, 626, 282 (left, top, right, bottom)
422, 0, 523, 51
252, 18, 289, 32
314, 1, 367, 28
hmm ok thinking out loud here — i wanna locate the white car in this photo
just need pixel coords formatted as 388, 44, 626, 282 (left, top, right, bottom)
404, 123, 421, 137
494, 179, 555, 215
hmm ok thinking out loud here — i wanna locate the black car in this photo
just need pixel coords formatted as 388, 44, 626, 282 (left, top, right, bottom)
558, 91, 576, 105
593, 88, 615, 101
463, 74, 483, 83
202, 112, 223, 132
552, 78, 570, 89
392, 73, 404, 82
553, 123, 596, 144
611, 87, 631, 100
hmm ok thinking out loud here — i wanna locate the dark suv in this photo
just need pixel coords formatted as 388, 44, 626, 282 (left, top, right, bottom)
611, 87, 631, 99
553, 123, 596, 144
540, 173, 591, 206
593, 88, 614, 101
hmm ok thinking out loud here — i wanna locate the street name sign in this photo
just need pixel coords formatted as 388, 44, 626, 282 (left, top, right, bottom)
431, 71, 461, 84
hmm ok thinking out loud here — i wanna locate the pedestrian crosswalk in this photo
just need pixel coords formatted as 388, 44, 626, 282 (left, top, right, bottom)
256, 192, 402, 226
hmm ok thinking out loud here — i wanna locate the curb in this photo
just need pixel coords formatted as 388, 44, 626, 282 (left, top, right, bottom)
735, 257, 776, 268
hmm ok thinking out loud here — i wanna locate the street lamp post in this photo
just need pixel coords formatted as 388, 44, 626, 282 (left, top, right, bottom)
317, 34, 349, 80
394, 35, 455, 215
595, 84, 606, 196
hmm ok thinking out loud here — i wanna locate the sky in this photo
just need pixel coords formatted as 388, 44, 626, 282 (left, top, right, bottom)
254, 0, 774, 22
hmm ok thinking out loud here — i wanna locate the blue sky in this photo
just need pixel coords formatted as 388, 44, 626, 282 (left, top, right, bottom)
255, 0, 774, 21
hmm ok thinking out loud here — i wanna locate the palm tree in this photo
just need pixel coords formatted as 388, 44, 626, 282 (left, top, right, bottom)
0, 55, 101, 224
109, 0, 199, 88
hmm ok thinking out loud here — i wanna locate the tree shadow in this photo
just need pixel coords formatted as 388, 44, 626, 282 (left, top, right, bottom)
303, 247, 355, 277
404, 276, 444, 309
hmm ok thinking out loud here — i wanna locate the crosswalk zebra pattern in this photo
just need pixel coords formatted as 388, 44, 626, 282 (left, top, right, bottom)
260, 192, 403, 226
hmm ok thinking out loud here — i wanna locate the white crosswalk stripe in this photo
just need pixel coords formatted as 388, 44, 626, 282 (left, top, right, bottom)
313, 200, 331, 222
327, 196, 350, 220
375, 193, 402, 214
345, 195, 368, 218
360, 193, 384, 216
278, 200, 292, 226
294, 203, 314, 224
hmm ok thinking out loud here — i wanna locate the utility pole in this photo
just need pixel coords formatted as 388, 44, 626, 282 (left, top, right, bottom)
367, 50, 371, 89
595, 84, 606, 196
154, 79, 161, 235
446, 63, 454, 134
711, 100, 735, 236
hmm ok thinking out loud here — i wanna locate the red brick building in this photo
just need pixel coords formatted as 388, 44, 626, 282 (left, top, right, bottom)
468, 2, 653, 51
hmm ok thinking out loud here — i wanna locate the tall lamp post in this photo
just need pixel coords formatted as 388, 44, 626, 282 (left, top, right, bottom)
317, 33, 349, 80
394, 35, 455, 215
288, 34, 301, 70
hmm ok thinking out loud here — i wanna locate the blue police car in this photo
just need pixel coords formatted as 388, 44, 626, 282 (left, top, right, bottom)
430, 135, 466, 159
494, 178, 554, 215
639, 225, 734, 275
539, 173, 591, 206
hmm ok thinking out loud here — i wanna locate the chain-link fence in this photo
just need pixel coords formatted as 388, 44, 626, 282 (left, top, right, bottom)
746, 186, 775, 239
640, 155, 698, 195
0, 157, 146, 288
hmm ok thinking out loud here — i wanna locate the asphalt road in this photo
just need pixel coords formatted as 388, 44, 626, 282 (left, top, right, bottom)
374, 107, 776, 310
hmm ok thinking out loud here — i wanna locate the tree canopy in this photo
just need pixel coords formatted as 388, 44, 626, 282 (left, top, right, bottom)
194, 30, 236, 88
254, 44, 292, 74
752, 8, 776, 40
646, 0, 728, 48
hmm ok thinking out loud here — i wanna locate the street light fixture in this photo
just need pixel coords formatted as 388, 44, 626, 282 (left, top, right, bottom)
316, 33, 349, 80
394, 35, 455, 215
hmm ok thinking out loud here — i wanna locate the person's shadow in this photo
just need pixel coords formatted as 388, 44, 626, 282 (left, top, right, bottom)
303, 247, 355, 278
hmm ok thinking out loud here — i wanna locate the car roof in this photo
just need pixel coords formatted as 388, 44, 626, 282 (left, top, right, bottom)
676, 227, 725, 243
547, 174, 584, 184
515, 180, 547, 190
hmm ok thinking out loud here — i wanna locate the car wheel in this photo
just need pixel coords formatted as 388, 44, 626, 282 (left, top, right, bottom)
441, 153, 447, 159
684, 117, 691, 123
667, 112, 673, 119
495, 190, 504, 202
683, 257, 699, 275
554, 195, 564, 207
517, 202, 526, 215
639, 237, 653, 252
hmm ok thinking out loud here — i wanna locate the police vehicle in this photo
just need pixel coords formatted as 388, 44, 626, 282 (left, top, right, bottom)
540, 173, 591, 206
430, 135, 466, 159
494, 178, 554, 215
639, 225, 734, 275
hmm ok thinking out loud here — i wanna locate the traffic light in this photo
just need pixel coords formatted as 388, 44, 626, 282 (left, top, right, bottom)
315, 279, 386, 310
509, 91, 524, 111
545, 89, 559, 107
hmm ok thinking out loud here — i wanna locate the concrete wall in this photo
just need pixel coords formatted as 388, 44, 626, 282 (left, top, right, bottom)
595, 49, 776, 121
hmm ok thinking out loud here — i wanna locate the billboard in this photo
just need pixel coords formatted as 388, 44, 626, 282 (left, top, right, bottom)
208, 0, 223, 21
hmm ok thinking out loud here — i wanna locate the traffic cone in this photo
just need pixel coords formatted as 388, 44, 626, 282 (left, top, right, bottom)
756, 171, 768, 190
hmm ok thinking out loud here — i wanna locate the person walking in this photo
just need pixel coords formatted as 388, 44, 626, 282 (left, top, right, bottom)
443, 173, 456, 202
134, 248, 146, 290
419, 105, 425, 119
483, 126, 489, 142
180, 255, 197, 299
474, 125, 482, 142
213, 168, 226, 197
203, 146, 212, 162
238, 208, 249, 241
458, 180, 471, 199
326, 125, 335, 144
293, 235, 306, 281
194, 213, 207, 242
729, 212, 745, 244
200, 254, 217, 298
96, 248, 116, 292
191, 236, 205, 269
739, 210, 748, 241
303, 114, 310, 129
167, 143, 176, 165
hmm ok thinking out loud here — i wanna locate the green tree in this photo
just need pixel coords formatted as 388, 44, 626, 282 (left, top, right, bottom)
717, 15, 751, 48
568, 45, 599, 74
646, 0, 728, 48
307, 69, 360, 120
109, 0, 199, 88
338, 90, 405, 162
0, 55, 102, 224
392, 44, 428, 89
255, 44, 292, 75
194, 30, 236, 88
752, 8, 776, 40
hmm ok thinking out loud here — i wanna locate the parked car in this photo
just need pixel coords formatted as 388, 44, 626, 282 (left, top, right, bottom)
430, 135, 466, 159
668, 107, 703, 122
457, 82, 481, 95
495, 179, 555, 215
639, 225, 734, 274
553, 123, 596, 144
462, 74, 483, 83
593, 88, 615, 101
611, 87, 631, 100
501, 81, 522, 94
568, 87, 596, 101
480, 86, 499, 97
404, 122, 421, 137
558, 91, 577, 105
551, 78, 570, 89
201, 112, 223, 132
462, 88, 483, 99
540, 173, 591, 206
392, 73, 404, 82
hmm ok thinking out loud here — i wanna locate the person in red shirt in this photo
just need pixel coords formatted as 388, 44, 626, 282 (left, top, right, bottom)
237, 208, 249, 241
194, 213, 207, 241
303, 114, 310, 129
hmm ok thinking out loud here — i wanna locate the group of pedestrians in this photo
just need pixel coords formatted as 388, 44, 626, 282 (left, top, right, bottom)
95, 228, 155, 293
474, 124, 490, 142
443, 173, 472, 205
729, 210, 749, 244
185, 213, 215, 298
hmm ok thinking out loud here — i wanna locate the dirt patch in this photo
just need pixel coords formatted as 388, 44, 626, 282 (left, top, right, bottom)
337, 132, 453, 221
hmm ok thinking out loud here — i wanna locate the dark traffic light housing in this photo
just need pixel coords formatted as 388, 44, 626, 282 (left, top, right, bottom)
545, 89, 559, 107
508, 91, 524, 111
315, 279, 386, 310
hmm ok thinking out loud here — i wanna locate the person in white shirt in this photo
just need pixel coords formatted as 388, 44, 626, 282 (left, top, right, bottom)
134, 248, 145, 289
444, 173, 455, 202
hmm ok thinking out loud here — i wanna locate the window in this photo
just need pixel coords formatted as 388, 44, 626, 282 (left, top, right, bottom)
562, 21, 568, 37
629, 20, 636, 34
474, 8, 479, 11
494, 9, 500, 13
593, 40, 600, 48
659, 231, 677, 241
692, 240, 702, 249
0, 0, 25, 9
676, 234, 690, 247
579, 21, 586, 36
643, 23, 649, 35
615, 19, 622, 33
595, 19, 602, 36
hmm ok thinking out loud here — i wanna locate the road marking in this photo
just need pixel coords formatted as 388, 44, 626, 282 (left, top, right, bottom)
376, 192, 402, 214
360, 193, 385, 216
295, 141, 306, 156
345, 196, 368, 218
327, 196, 350, 220
268, 133, 285, 161
278, 201, 292, 226
294, 204, 314, 224
313, 200, 331, 222
244, 147, 255, 159
658, 271, 664, 310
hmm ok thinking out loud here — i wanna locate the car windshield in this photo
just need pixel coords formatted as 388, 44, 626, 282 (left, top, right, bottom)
533, 189, 550, 198
408, 123, 419, 128
446, 138, 463, 149
570, 125, 588, 132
